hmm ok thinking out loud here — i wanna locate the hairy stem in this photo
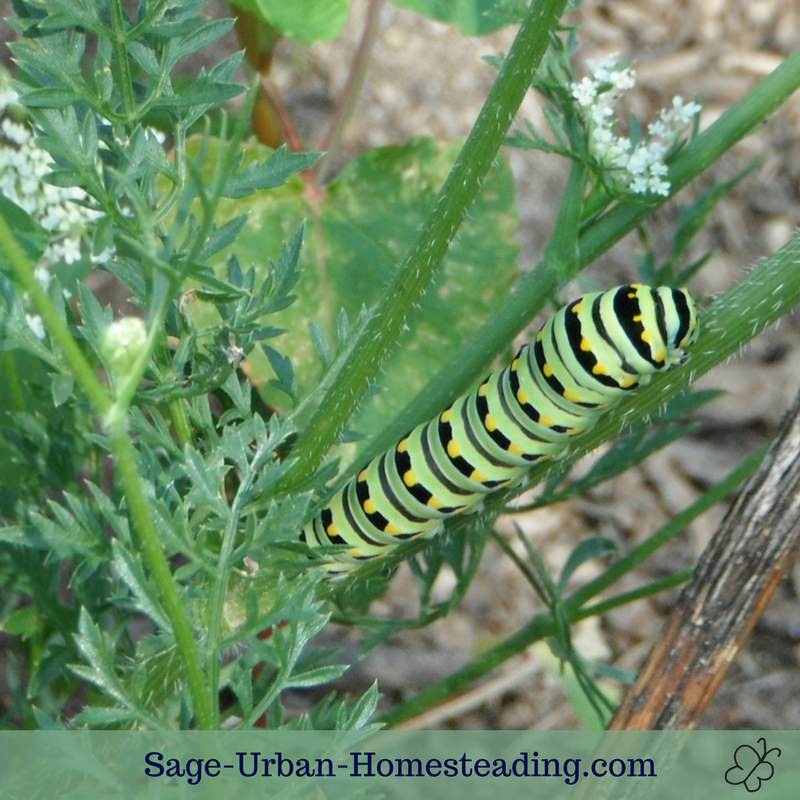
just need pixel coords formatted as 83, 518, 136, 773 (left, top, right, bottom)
278, 0, 569, 491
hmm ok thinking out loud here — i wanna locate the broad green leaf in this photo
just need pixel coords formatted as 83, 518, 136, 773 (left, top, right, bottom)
390, 0, 518, 34
233, 0, 351, 43
202, 137, 520, 448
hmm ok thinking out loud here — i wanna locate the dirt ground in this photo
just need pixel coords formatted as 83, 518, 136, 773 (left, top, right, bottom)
2, 0, 799, 729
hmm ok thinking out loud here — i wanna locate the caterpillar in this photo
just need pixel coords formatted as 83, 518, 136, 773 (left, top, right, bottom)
301, 284, 699, 574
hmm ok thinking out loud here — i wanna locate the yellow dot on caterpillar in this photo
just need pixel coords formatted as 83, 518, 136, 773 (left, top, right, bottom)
470, 469, 487, 482
536, 330, 544, 341
327, 523, 339, 536
568, 427, 582, 436
572, 302, 583, 314
655, 350, 666, 362
363, 499, 377, 514
427, 497, 443, 510
540, 415, 554, 427
620, 378, 636, 388
512, 358, 520, 369
633, 314, 642, 322
447, 440, 461, 458
384, 523, 400, 535
631, 282, 642, 288
348, 548, 363, 557
516, 389, 529, 405
403, 470, 417, 487
358, 469, 368, 482
485, 415, 497, 432
592, 363, 608, 376
508, 443, 522, 455
441, 408, 453, 423
543, 363, 554, 378
627, 292, 636, 299
641, 331, 651, 343
479, 382, 489, 396
398, 438, 409, 453
580, 337, 592, 352
563, 388, 580, 402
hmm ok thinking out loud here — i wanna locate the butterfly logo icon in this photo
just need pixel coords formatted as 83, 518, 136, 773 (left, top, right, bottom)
724, 737, 781, 793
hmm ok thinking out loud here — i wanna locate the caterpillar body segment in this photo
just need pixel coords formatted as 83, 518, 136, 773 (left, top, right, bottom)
301, 284, 699, 574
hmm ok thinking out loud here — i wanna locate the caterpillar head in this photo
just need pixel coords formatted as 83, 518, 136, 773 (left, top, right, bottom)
659, 286, 699, 365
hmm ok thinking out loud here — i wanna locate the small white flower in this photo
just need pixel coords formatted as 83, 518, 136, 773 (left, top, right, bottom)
34, 266, 51, 289
572, 54, 701, 198
25, 313, 45, 339
571, 77, 597, 107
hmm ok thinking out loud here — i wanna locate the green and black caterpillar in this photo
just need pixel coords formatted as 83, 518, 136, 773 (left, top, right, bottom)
301, 284, 699, 574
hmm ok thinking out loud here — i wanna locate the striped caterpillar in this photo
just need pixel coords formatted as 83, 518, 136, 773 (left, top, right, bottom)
301, 284, 699, 574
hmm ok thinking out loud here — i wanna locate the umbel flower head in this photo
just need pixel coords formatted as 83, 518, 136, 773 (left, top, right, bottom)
571, 54, 701, 197
102, 317, 148, 376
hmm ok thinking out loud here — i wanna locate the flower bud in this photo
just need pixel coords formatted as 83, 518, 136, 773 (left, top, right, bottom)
101, 317, 147, 374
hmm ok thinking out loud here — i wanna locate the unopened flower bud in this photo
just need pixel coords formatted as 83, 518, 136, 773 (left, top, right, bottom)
102, 317, 147, 374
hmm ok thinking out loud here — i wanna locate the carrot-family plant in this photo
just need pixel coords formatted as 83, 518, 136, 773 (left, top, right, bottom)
0, 0, 799, 730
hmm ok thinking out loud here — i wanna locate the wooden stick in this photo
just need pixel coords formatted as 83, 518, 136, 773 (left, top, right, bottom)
609, 390, 800, 729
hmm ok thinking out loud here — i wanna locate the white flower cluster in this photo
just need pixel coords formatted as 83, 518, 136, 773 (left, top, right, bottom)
0, 76, 111, 339
570, 54, 701, 198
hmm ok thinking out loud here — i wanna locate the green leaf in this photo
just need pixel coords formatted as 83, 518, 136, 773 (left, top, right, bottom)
2, 605, 39, 638
51, 372, 74, 406
19, 86, 81, 107
222, 146, 322, 198
204, 138, 519, 446
248, 0, 351, 42
557, 536, 618, 594
149, 78, 243, 109
0, 196, 49, 270
390, 0, 516, 34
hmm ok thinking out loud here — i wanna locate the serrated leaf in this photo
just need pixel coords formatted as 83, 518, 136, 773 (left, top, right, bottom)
222, 146, 322, 198
111, 540, 170, 631
170, 18, 236, 65
198, 214, 249, 260
127, 41, 161, 76
19, 86, 81, 107
286, 664, 348, 689
150, 79, 243, 109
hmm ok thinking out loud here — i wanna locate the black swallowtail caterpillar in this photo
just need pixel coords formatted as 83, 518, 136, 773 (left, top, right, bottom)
301, 284, 699, 574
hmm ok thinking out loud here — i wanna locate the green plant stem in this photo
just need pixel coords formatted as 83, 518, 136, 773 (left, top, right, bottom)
111, 0, 136, 120
169, 399, 192, 447
205, 439, 270, 726
277, 0, 569, 492
0, 215, 214, 729
2, 352, 25, 411
379, 450, 761, 727
363, 47, 800, 464
578, 568, 693, 619
108, 427, 214, 728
